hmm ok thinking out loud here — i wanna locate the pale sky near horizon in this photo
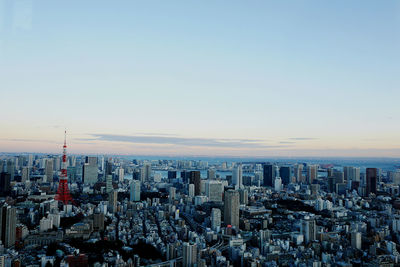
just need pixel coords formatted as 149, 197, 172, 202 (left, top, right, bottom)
0, 0, 399, 157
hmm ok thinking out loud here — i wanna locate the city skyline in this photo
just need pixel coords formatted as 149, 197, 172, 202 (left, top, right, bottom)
1, 0, 399, 157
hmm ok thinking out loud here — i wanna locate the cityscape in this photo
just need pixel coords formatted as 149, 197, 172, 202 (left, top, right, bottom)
1, 0, 400, 266
0, 133, 400, 266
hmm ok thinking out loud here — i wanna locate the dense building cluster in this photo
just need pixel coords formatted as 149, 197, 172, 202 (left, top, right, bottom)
0, 152, 400, 266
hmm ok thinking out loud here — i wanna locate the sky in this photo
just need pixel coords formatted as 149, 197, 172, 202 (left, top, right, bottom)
0, 0, 399, 157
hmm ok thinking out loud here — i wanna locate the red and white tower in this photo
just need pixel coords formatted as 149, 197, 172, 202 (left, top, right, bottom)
55, 131, 74, 205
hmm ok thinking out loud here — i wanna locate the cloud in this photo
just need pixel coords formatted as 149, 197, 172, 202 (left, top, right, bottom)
2, 138, 57, 144
289, 137, 318, 141
280, 141, 296, 144
77, 134, 286, 149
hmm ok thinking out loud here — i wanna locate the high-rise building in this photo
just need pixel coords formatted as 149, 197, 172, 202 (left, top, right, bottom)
190, 171, 201, 196
67, 166, 77, 182
105, 160, 113, 179
366, 168, 377, 196
27, 154, 33, 167
0, 204, 16, 248
211, 208, 221, 231
274, 177, 282, 192
130, 180, 141, 202
141, 163, 151, 182
182, 242, 197, 267
279, 166, 291, 185
105, 175, 113, 193
93, 212, 105, 231
263, 164, 274, 187
306, 165, 318, 184
207, 168, 216, 179
0, 173, 11, 195
239, 189, 248, 205
188, 184, 195, 198
6, 160, 15, 181
224, 190, 239, 228
205, 180, 223, 202
44, 158, 53, 182
169, 187, 176, 203
83, 157, 98, 185
108, 190, 118, 213
21, 167, 29, 183
117, 167, 124, 182
351, 231, 362, 250
232, 164, 243, 190
294, 164, 303, 183
86, 156, 98, 166
168, 171, 177, 180
301, 217, 316, 244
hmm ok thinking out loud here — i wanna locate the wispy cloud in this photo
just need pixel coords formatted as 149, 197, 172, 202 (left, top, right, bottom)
289, 137, 318, 141
1, 138, 58, 144
77, 134, 286, 149
280, 141, 296, 144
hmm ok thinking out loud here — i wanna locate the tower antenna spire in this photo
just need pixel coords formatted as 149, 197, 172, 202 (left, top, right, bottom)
55, 130, 74, 205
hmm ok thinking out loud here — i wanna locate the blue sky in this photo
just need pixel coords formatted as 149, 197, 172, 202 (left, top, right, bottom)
0, 0, 399, 157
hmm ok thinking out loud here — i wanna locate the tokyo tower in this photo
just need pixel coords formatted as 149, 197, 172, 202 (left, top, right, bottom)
55, 131, 74, 205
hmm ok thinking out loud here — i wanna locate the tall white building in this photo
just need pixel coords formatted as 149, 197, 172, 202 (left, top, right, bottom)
351, 231, 362, 249
117, 167, 124, 182
232, 164, 243, 190
40, 217, 53, 232
301, 217, 316, 244
188, 184, 195, 198
183, 242, 197, 267
274, 177, 282, 192
130, 180, 141, 202
169, 187, 176, 203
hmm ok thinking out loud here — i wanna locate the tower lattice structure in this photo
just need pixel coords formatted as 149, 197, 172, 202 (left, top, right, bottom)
55, 131, 74, 205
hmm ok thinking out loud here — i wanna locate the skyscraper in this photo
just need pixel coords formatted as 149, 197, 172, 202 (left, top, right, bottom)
263, 164, 274, 187
182, 242, 197, 267
188, 184, 195, 198
224, 190, 240, 228
207, 168, 216, 179
306, 165, 318, 184
0, 204, 16, 248
301, 217, 316, 244
108, 190, 118, 213
274, 177, 282, 192
44, 158, 53, 182
83, 157, 98, 185
6, 160, 15, 181
169, 187, 176, 203
351, 231, 362, 250
294, 164, 304, 183
232, 164, 243, 190
190, 171, 201, 196
205, 180, 223, 202
0, 173, 11, 196
21, 167, 29, 183
117, 167, 124, 182
141, 163, 151, 182
130, 180, 141, 202
366, 168, 377, 196
279, 166, 291, 185
105, 175, 113, 193
211, 208, 221, 231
